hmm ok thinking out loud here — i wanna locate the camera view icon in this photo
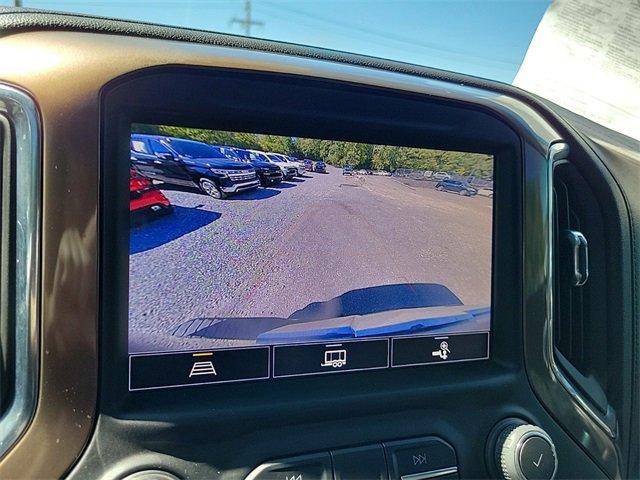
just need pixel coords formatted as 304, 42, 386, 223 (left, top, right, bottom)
189, 352, 217, 377
432, 340, 451, 360
321, 345, 347, 368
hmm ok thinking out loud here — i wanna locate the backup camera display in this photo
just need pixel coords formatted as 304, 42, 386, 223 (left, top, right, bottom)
128, 125, 493, 390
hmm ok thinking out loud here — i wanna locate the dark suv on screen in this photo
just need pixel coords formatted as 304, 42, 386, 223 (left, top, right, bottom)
314, 160, 327, 173
435, 179, 478, 196
130, 134, 259, 199
226, 147, 284, 186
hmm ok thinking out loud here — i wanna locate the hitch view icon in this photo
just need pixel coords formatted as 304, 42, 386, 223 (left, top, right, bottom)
321, 346, 347, 368
432, 341, 451, 360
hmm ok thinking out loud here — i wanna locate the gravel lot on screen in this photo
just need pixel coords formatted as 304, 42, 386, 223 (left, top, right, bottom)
129, 166, 492, 353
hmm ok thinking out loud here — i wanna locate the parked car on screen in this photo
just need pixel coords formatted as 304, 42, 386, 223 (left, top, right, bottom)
303, 159, 314, 171
264, 152, 298, 179
230, 147, 283, 186
244, 149, 297, 180
432, 171, 452, 181
314, 160, 327, 173
284, 155, 306, 176
129, 168, 172, 217
243, 149, 272, 164
343, 164, 354, 175
435, 179, 478, 196
130, 134, 259, 199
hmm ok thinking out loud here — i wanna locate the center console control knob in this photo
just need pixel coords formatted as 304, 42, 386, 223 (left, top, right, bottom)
495, 423, 557, 480
121, 471, 181, 480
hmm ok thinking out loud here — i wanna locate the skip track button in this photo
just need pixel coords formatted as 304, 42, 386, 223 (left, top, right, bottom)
383, 437, 457, 480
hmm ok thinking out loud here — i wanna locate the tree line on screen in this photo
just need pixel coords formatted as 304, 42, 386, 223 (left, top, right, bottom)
132, 124, 493, 178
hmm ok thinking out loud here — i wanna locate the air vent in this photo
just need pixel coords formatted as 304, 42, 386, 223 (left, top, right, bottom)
552, 161, 610, 416
553, 168, 586, 370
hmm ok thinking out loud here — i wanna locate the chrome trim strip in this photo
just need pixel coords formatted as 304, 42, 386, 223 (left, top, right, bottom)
0, 84, 40, 459
400, 466, 458, 480
546, 142, 615, 438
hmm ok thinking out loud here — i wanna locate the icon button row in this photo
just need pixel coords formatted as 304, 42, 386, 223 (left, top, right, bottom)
129, 332, 489, 390
246, 437, 458, 480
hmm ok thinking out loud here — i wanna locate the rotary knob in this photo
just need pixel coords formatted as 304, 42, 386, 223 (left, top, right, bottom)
496, 423, 557, 480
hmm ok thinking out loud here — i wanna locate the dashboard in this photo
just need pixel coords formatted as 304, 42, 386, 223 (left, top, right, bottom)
0, 10, 637, 480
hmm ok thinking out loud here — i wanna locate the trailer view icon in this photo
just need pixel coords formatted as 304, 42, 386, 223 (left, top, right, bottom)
321, 344, 347, 368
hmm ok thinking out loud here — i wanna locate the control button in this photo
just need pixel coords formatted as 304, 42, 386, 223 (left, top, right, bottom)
519, 436, 556, 480
332, 444, 388, 480
246, 453, 333, 480
273, 339, 389, 378
384, 437, 457, 480
129, 347, 270, 390
497, 424, 557, 480
391, 332, 488, 367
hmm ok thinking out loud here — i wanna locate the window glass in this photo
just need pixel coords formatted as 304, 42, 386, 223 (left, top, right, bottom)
34, 1, 550, 86
149, 140, 172, 155
166, 139, 224, 158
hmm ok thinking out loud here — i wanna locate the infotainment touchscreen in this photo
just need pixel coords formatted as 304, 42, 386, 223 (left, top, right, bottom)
128, 125, 493, 390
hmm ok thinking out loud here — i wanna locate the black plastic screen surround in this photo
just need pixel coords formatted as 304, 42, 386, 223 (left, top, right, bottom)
102, 66, 519, 402
106, 68, 508, 395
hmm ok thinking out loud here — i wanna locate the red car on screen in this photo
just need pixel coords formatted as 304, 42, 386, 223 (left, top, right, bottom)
129, 168, 172, 216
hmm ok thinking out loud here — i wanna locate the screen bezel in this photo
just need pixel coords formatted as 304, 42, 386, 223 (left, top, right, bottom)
100, 66, 522, 412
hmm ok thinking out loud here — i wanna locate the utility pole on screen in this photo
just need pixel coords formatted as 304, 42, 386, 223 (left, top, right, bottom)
231, 0, 264, 37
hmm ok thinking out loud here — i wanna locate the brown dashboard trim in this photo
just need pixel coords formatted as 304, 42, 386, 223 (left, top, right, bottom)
0, 30, 561, 479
